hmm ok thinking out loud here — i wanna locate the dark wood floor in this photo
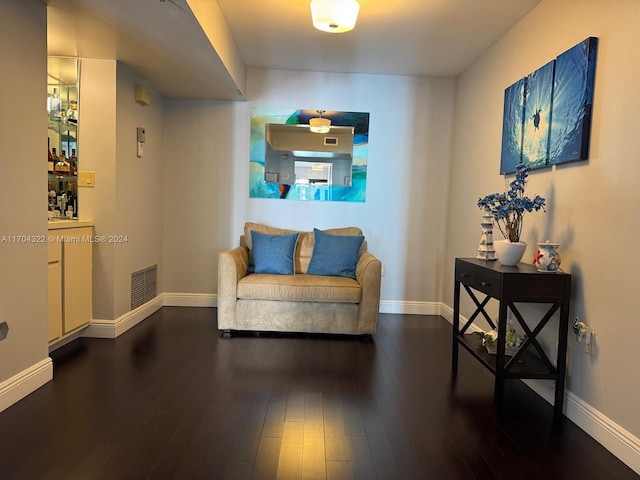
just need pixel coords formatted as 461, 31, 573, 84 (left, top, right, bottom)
0, 307, 637, 480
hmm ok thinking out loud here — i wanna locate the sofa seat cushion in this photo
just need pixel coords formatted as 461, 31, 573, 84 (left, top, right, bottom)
237, 273, 362, 303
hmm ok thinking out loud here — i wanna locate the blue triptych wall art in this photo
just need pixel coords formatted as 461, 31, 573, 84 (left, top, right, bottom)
500, 37, 598, 174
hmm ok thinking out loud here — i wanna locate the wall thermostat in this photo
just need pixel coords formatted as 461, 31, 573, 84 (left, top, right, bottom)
137, 127, 145, 157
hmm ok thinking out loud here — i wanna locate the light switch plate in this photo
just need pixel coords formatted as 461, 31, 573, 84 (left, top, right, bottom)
78, 171, 95, 187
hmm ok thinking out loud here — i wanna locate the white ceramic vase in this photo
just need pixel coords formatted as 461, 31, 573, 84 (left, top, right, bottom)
494, 239, 526, 266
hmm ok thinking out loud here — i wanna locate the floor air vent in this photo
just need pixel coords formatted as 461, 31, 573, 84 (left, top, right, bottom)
131, 265, 157, 310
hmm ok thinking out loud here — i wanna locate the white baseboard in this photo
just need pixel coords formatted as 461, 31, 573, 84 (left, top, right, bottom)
566, 390, 640, 474
49, 331, 82, 352
523, 379, 640, 474
0, 357, 53, 413
442, 301, 640, 475
82, 295, 164, 339
163, 292, 216, 307
440, 303, 454, 323
439, 303, 483, 333
379, 300, 440, 315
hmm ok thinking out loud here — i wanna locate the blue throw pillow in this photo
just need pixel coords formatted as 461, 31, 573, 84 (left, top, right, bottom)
249, 230, 299, 275
307, 228, 364, 279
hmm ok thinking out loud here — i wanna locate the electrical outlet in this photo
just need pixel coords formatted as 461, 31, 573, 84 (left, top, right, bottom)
584, 331, 594, 354
574, 318, 594, 354
381, 265, 385, 277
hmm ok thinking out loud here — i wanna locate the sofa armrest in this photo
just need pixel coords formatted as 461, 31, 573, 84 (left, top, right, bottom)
217, 246, 249, 330
356, 251, 382, 333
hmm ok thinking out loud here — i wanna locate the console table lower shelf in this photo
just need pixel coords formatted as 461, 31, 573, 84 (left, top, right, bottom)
455, 333, 563, 379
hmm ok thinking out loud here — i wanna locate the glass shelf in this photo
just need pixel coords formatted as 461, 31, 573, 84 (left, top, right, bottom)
48, 57, 80, 219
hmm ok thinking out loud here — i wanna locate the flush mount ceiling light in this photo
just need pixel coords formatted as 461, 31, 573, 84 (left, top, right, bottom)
309, 110, 331, 133
310, 0, 360, 33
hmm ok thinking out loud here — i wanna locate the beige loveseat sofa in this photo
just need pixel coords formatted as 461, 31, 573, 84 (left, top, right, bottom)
217, 223, 382, 336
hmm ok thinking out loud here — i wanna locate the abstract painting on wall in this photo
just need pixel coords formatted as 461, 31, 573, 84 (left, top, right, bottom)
500, 37, 598, 174
250, 108, 370, 202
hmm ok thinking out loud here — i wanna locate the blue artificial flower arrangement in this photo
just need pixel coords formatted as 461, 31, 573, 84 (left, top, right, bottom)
477, 164, 546, 243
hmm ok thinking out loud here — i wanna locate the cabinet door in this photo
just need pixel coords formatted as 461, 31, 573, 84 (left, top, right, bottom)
48, 241, 62, 342
63, 227, 92, 333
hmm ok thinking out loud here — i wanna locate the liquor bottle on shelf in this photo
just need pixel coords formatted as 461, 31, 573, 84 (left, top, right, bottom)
64, 150, 70, 173
54, 149, 63, 175
66, 189, 75, 218
61, 150, 71, 175
48, 188, 57, 216
48, 138, 54, 173
56, 180, 67, 214
69, 148, 78, 175
54, 149, 70, 176
51, 147, 60, 173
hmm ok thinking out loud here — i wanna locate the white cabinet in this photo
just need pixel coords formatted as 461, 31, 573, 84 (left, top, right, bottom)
48, 224, 93, 344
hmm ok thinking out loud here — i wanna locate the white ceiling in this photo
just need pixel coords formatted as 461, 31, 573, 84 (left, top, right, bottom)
46, 0, 541, 100
217, 0, 541, 77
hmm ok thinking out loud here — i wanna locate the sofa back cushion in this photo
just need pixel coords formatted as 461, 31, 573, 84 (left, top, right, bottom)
249, 231, 299, 275
307, 228, 364, 279
242, 222, 364, 274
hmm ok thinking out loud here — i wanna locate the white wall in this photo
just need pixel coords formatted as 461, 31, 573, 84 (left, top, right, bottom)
0, 0, 50, 410
444, 0, 640, 460
79, 59, 118, 320
162, 69, 455, 305
114, 65, 164, 318
163, 99, 236, 296
81, 60, 164, 320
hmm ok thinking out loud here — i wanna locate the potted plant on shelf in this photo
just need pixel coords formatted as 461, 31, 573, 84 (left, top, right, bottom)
477, 164, 546, 266
475, 328, 524, 355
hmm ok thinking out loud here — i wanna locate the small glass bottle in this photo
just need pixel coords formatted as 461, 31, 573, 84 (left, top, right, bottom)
66, 189, 75, 218
48, 138, 54, 173
51, 147, 60, 175
69, 148, 78, 175
56, 179, 66, 213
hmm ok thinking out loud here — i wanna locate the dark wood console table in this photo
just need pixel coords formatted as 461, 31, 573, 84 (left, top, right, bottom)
452, 258, 571, 423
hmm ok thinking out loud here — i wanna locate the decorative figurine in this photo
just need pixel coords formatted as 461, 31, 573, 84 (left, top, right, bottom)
533, 240, 562, 272
477, 212, 496, 260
